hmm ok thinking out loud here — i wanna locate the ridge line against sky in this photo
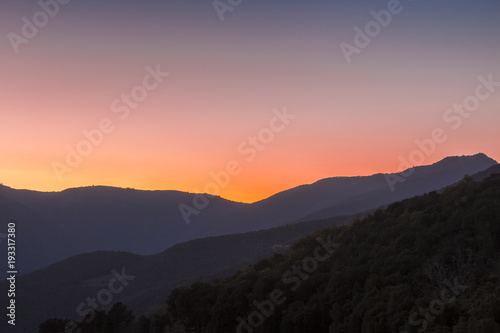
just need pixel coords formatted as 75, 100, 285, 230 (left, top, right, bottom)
0, 153, 496, 204
1, 0, 499, 203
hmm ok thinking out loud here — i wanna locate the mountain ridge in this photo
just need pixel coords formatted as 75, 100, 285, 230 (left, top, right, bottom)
1, 153, 496, 202
0, 153, 496, 274
5, 159, 499, 333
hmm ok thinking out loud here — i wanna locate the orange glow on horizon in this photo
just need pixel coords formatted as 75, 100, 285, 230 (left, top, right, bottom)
2, 149, 498, 204
1, 1, 499, 203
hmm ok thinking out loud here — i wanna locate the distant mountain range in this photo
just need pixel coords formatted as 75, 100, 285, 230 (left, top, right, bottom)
2, 155, 499, 332
0, 153, 497, 275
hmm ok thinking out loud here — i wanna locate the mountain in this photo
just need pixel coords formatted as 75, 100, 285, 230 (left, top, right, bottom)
468, 163, 500, 182
0, 215, 354, 332
0, 153, 496, 274
29, 163, 500, 333
0, 187, 247, 274
298, 153, 499, 222
159, 173, 500, 332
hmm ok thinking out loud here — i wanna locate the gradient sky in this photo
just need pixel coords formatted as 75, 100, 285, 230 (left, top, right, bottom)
1, 0, 499, 203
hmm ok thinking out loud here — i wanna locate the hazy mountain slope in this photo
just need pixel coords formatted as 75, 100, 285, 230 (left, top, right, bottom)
0, 186, 248, 273
0, 191, 82, 272
0, 153, 496, 274
5, 163, 499, 332
29, 165, 500, 333
468, 163, 500, 181
297, 154, 498, 222
161, 173, 500, 332
0, 215, 352, 332
233, 153, 498, 228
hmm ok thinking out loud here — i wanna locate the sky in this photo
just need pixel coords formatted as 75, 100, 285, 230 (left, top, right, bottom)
1, 0, 499, 203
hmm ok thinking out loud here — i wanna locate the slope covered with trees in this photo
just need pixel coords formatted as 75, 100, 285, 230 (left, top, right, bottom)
38, 173, 500, 332
163, 174, 500, 332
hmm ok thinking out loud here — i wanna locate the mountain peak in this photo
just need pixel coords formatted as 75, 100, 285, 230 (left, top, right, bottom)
432, 153, 497, 167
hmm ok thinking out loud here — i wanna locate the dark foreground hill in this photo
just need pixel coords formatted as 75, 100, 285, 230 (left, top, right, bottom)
33, 170, 500, 332
160, 174, 500, 332
1, 153, 496, 274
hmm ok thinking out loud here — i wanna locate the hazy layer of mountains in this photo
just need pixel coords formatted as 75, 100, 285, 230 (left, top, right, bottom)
1, 153, 499, 332
0, 153, 497, 274
4, 156, 500, 332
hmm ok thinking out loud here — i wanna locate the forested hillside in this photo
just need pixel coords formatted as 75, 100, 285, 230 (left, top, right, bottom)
39, 173, 500, 332
164, 174, 500, 332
